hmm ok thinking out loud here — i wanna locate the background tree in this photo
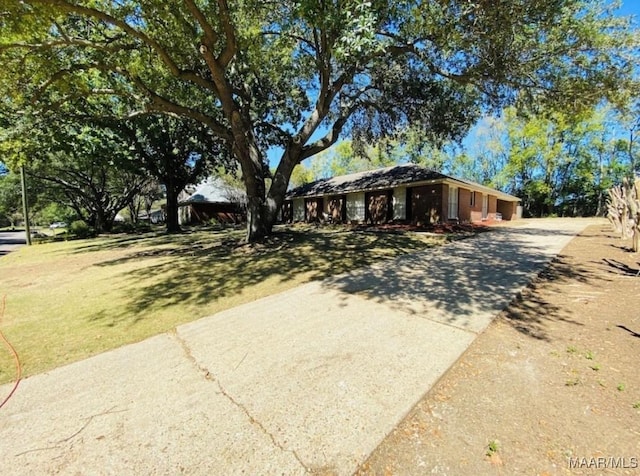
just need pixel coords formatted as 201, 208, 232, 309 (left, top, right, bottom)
32, 202, 77, 228
127, 179, 163, 226
456, 106, 631, 217
23, 120, 149, 233
122, 115, 232, 232
0, 170, 23, 228
1, 161, 79, 229
1, 0, 635, 241
615, 96, 640, 178
289, 138, 401, 186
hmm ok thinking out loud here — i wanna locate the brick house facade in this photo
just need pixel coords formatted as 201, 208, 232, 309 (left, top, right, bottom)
283, 164, 520, 225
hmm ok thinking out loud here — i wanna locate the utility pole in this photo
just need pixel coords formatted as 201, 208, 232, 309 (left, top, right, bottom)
20, 166, 31, 246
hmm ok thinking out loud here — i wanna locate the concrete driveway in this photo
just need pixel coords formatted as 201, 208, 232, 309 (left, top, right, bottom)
0, 231, 27, 257
0, 218, 598, 475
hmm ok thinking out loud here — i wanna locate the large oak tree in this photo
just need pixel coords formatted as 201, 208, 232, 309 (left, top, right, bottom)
0, 0, 636, 241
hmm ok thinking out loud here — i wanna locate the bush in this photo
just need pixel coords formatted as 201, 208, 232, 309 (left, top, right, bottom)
111, 221, 136, 234
69, 220, 95, 238
112, 221, 152, 234
135, 222, 152, 233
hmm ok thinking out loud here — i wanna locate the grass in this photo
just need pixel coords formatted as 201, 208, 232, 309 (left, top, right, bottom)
0, 224, 451, 384
486, 440, 500, 457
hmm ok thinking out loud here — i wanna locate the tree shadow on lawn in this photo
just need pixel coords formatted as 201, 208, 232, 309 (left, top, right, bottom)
71, 226, 245, 254
323, 226, 596, 341
89, 228, 443, 326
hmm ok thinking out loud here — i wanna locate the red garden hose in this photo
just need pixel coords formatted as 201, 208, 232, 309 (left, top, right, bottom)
0, 295, 21, 410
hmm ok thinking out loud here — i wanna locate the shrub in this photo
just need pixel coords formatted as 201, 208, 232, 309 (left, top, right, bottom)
112, 221, 136, 234
69, 220, 95, 238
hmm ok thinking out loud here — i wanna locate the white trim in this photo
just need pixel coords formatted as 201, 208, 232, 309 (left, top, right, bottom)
482, 194, 488, 219
448, 186, 458, 219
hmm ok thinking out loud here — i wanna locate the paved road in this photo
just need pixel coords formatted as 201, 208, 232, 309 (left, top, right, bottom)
0, 231, 27, 257
0, 218, 599, 475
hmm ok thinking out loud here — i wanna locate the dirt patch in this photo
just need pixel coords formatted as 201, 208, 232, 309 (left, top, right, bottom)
358, 224, 640, 475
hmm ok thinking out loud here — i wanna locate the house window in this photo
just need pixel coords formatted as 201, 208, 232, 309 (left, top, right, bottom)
448, 186, 458, 219
470, 191, 476, 207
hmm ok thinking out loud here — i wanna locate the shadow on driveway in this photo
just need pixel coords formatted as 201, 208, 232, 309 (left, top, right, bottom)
323, 224, 595, 338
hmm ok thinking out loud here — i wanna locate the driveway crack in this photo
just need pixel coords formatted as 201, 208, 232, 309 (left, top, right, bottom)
170, 331, 309, 472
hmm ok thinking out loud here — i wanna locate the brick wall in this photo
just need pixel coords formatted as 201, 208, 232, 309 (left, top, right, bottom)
497, 200, 518, 220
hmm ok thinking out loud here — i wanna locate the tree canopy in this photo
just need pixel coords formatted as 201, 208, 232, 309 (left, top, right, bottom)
1, 0, 637, 240
479, 106, 633, 217
24, 118, 150, 233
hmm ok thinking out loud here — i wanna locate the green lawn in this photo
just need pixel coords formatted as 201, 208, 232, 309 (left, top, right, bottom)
0, 225, 451, 384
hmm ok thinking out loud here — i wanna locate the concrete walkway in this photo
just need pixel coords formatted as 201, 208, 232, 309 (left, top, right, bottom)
0, 219, 597, 475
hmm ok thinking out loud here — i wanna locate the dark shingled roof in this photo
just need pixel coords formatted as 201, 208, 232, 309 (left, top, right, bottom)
286, 164, 520, 202
287, 164, 443, 198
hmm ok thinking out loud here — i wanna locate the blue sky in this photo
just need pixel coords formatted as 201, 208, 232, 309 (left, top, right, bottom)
616, 0, 640, 19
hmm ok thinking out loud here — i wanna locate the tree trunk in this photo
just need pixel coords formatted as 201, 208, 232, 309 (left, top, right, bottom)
94, 210, 114, 233
128, 198, 140, 224
595, 189, 603, 217
246, 194, 269, 242
226, 104, 301, 242
165, 186, 181, 234
243, 148, 300, 242
233, 139, 267, 242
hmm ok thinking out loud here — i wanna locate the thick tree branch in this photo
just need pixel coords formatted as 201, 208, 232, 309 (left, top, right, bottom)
183, 0, 220, 45
300, 106, 356, 160
295, 67, 356, 146
216, 0, 237, 67
107, 69, 230, 140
